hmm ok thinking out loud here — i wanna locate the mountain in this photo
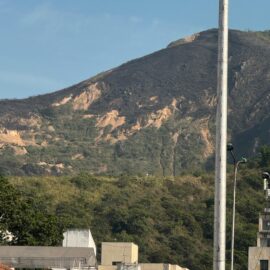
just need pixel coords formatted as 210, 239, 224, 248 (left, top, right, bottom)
1, 29, 270, 176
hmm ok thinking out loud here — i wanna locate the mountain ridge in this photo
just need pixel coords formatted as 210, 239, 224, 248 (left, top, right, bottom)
1, 28, 270, 175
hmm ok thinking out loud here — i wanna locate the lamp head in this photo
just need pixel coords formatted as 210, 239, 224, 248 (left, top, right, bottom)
240, 157, 247, 163
262, 172, 270, 180
227, 143, 234, 152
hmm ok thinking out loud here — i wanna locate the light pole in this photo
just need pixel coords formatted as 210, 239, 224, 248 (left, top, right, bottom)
213, 1, 229, 270
227, 143, 247, 270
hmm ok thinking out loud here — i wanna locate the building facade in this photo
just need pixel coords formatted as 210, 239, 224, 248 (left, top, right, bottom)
249, 211, 270, 270
248, 174, 270, 270
98, 242, 189, 270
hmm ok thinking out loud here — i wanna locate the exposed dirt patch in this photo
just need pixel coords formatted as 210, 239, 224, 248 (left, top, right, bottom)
37, 162, 65, 174
117, 132, 127, 141
203, 89, 217, 108
199, 118, 214, 158
83, 114, 95, 119
55, 163, 65, 169
172, 132, 179, 144
167, 33, 200, 48
130, 121, 142, 132
73, 83, 101, 110
149, 96, 158, 102
171, 98, 178, 110
52, 95, 73, 107
146, 106, 172, 128
0, 129, 25, 146
18, 115, 42, 128
41, 141, 48, 147
96, 110, 125, 131
48, 125, 55, 132
72, 153, 84, 160
102, 132, 128, 144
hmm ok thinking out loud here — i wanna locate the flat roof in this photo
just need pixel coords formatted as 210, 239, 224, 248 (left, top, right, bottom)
0, 246, 96, 269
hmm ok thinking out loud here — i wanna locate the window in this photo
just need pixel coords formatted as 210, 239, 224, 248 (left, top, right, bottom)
112, 262, 122, 266
260, 260, 268, 270
263, 220, 270, 230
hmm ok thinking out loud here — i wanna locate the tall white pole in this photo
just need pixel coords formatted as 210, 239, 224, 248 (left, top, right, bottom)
213, 0, 229, 270
231, 162, 239, 270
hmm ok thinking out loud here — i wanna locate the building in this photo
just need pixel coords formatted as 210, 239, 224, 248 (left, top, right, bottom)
0, 246, 96, 269
63, 229, 97, 255
0, 229, 97, 270
140, 264, 187, 270
248, 173, 270, 270
248, 211, 270, 270
101, 242, 138, 266
98, 242, 189, 270
0, 230, 189, 270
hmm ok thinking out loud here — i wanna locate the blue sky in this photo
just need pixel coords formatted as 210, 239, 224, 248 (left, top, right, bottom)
0, 0, 269, 99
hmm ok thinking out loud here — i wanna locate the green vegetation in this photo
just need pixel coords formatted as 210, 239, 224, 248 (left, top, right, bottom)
0, 175, 64, 245
254, 30, 270, 42
1, 156, 266, 270
0, 112, 209, 176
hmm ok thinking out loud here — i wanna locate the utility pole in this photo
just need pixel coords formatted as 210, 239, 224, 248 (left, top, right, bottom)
213, 0, 229, 270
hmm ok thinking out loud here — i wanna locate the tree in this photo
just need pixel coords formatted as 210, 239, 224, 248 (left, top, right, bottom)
0, 175, 64, 246
259, 145, 270, 167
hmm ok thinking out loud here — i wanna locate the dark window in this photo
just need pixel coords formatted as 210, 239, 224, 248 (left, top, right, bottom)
112, 262, 122, 266
260, 260, 268, 270
263, 220, 270, 230
267, 239, 270, 247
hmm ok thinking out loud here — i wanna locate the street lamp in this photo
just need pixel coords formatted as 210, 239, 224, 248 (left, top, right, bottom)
262, 172, 270, 182
227, 143, 247, 270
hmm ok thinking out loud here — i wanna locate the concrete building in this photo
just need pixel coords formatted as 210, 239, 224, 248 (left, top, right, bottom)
248, 173, 270, 270
0, 229, 97, 270
0, 246, 96, 269
98, 242, 189, 270
0, 231, 188, 270
248, 211, 270, 270
140, 264, 187, 270
101, 242, 138, 266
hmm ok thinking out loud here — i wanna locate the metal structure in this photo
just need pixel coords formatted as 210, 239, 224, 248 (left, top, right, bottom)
227, 144, 247, 270
213, 0, 229, 270
0, 246, 96, 269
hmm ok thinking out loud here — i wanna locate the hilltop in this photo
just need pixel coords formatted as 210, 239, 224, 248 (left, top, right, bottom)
1, 29, 270, 175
